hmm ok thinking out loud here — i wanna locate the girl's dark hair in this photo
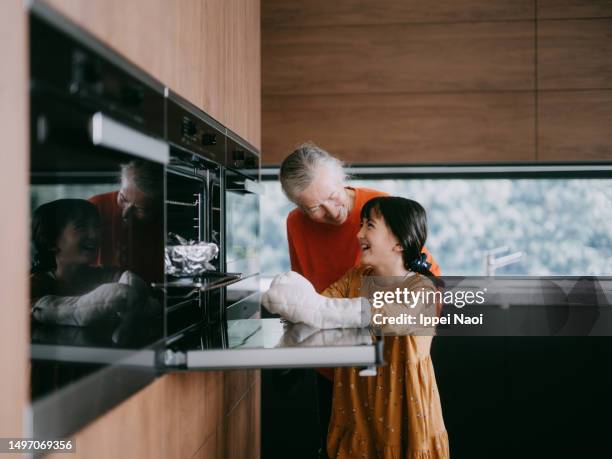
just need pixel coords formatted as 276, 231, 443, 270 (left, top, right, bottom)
31, 199, 100, 272
360, 196, 443, 287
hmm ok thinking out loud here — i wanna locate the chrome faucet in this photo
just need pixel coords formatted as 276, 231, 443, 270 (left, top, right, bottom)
484, 246, 523, 276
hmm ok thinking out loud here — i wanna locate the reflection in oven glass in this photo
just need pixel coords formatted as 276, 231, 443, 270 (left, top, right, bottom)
30, 158, 164, 400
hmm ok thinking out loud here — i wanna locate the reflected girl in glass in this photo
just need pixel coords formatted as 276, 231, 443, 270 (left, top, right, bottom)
30, 199, 157, 328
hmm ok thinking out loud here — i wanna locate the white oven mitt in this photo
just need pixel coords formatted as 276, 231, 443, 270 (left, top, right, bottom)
118, 270, 162, 315
262, 271, 369, 329
32, 283, 140, 326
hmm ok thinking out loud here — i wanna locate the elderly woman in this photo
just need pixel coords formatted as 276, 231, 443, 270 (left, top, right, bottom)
279, 142, 440, 455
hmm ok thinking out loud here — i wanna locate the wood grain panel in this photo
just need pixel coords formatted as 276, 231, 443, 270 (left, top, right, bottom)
538, 19, 612, 90
223, 0, 261, 149
194, 429, 222, 459
262, 0, 535, 28
246, 0, 262, 150
0, 0, 28, 439
262, 92, 535, 164
224, 0, 248, 145
162, 372, 224, 458
224, 370, 259, 416
539, 90, 612, 160
223, 378, 260, 459
195, 376, 260, 459
46, 377, 166, 459
538, 0, 612, 19
46, 370, 257, 458
263, 21, 534, 95
170, 0, 204, 112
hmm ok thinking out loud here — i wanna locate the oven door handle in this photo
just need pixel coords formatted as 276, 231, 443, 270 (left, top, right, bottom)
226, 178, 263, 195
89, 112, 169, 164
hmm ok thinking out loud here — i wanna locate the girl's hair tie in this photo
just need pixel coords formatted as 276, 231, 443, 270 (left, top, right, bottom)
410, 253, 431, 273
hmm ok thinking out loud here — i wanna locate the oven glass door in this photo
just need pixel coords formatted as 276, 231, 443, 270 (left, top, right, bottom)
226, 275, 261, 320
163, 318, 382, 371
30, 91, 167, 436
225, 170, 261, 277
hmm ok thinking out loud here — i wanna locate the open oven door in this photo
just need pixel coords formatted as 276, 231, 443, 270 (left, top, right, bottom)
161, 317, 383, 372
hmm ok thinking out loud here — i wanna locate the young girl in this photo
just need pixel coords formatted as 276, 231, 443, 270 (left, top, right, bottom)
264, 196, 449, 459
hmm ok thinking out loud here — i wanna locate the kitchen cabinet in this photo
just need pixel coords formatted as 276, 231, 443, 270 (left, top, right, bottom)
45, 378, 167, 459
263, 21, 534, 96
263, 92, 535, 164
538, 19, 612, 91
43, 372, 260, 459
538, 90, 612, 161
262, 0, 612, 164
536, 18, 612, 161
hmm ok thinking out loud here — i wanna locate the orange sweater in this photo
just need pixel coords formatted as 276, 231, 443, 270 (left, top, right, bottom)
286, 187, 441, 378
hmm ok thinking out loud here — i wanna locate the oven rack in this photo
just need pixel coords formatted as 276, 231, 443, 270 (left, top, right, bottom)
152, 272, 242, 292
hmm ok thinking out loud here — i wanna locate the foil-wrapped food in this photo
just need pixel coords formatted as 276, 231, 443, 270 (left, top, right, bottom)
165, 233, 219, 277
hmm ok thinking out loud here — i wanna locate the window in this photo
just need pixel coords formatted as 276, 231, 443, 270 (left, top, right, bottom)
261, 174, 611, 277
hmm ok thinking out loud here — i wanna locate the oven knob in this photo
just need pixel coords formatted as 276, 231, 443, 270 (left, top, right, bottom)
202, 133, 217, 145
181, 119, 197, 137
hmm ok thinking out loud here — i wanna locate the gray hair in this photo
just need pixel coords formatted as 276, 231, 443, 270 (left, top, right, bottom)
279, 142, 346, 201
119, 160, 163, 198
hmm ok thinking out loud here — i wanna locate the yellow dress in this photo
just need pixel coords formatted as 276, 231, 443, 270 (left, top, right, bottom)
323, 266, 449, 459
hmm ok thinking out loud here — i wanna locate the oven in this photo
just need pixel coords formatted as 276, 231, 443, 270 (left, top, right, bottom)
29, 7, 168, 437
162, 91, 242, 336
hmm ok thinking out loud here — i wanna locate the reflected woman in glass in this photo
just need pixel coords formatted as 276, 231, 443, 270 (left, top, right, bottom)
89, 160, 164, 284
30, 199, 157, 328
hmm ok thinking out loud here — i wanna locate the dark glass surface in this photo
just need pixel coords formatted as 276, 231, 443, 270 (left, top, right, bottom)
225, 170, 260, 277
30, 14, 164, 138
30, 11, 166, 404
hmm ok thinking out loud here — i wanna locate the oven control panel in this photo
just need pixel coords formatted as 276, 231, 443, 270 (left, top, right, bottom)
167, 96, 226, 165
226, 132, 260, 181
